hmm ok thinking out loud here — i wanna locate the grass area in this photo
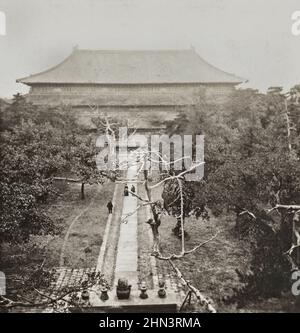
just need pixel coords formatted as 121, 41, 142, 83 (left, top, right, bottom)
43, 181, 115, 268
156, 213, 251, 312
1, 180, 115, 294
151, 185, 297, 313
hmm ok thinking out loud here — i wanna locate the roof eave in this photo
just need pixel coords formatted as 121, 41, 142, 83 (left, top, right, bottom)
16, 80, 245, 86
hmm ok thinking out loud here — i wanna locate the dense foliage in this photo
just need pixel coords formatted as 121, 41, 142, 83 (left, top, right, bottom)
163, 86, 300, 300
0, 95, 106, 245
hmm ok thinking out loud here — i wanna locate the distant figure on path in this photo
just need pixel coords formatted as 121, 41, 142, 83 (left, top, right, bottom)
107, 200, 113, 214
124, 184, 129, 196
131, 185, 136, 196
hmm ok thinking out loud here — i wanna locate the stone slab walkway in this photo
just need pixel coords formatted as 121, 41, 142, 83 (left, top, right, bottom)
95, 182, 123, 285
114, 158, 139, 289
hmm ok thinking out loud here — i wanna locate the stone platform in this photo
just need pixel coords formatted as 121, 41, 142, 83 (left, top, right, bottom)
73, 290, 179, 313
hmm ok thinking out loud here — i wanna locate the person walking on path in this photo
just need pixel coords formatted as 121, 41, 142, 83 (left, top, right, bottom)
124, 184, 129, 196
107, 200, 113, 214
130, 185, 136, 196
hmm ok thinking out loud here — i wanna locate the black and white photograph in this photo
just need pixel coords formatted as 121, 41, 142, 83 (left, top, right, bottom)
0, 0, 300, 321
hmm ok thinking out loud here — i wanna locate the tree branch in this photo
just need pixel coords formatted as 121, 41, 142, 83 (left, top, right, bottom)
154, 231, 220, 261
167, 259, 216, 313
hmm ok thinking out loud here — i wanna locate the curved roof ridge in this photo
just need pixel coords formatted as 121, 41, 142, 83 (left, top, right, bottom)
17, 51, 76, 83
191, 50, 243, 82
17, 48, 245, 85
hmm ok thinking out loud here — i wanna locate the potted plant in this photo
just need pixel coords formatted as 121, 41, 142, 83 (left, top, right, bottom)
116, 278, 131, 300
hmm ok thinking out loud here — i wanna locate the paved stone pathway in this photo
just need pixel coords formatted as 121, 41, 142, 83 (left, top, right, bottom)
14, 153, 184, 312
114, 157, 139, 289
95, 182, 123, 285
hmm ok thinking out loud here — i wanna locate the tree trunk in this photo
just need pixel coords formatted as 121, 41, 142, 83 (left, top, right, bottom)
52, 177, 80, 183
143, 169, 160, 254
173, 217, 183, 236
173, 216, 188, 239
148, 222, 160, 254
81, 182, 85, 200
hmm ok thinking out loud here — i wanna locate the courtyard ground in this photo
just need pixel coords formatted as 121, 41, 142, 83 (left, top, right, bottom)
147, 184, 298, 313
1, 180, 115, 297
44, 181, 115, 268
1, 174, 298, 312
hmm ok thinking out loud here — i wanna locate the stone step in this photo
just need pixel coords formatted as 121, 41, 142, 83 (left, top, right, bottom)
79, 290, 179, 313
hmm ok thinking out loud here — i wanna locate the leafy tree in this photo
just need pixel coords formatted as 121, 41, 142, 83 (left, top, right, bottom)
164, 85, 300, 301
0, 120, 67, 245
70, 134, 106, 200
0, 98, 78, 246
162, 177, 202, 238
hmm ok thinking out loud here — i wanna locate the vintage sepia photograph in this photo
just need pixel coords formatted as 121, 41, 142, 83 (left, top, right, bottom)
0, 0, 300, 317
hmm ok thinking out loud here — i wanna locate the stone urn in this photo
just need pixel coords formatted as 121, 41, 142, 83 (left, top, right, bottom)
157, 279, 166, 298
139, 281, 148, 299
100, 286, 109, 301
116, 278, 131, 300
81, 289, 90, 301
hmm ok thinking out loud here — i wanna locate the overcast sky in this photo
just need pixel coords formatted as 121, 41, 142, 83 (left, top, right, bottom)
0, 0, 299, 97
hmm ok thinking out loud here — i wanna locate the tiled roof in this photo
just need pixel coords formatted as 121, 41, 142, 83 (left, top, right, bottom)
17, 48, 243, 85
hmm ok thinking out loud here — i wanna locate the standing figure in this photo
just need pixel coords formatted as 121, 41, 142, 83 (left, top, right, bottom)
130, 185, 136, 196
107, 200, 113, 214
124, 184, 129, 196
